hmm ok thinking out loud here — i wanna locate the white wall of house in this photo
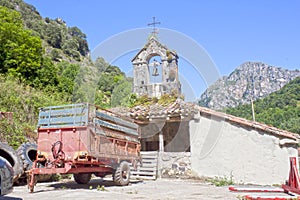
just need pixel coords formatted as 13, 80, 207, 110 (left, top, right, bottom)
189, 113, 298, 185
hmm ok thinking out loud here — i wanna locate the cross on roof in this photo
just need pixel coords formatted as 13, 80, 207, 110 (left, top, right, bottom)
147, 17, 161, 36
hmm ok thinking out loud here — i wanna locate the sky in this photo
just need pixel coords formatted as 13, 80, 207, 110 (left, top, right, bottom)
24, 0, 300, 101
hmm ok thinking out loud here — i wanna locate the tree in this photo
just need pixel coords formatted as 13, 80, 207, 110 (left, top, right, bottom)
111, 78, 133, 107
97, 65, 124, 93
57, 62, 80, 94
62, 38, 81, 60
68, 26, 89, 56
0, 6, 43, 84
94, 65, 133, 108
94, 57, 109, 73
33, 57, 59, 88
44, 21, 63, 48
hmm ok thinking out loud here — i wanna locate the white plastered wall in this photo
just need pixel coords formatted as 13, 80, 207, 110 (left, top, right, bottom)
189, 113, 298, 185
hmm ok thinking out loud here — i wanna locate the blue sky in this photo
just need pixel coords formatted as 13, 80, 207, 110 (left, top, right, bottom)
24, 0, 300, 101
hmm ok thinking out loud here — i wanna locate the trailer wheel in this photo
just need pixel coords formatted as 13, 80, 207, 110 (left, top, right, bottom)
17, 142, 37, 171
113, 161, 130, 186
73, 173, 91, 184
0, 142, 23, 182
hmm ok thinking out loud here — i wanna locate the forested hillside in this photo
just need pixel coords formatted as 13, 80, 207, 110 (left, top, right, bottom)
224, 76, 300, 134
0, 1, 134, 148
0, 0, 88, 62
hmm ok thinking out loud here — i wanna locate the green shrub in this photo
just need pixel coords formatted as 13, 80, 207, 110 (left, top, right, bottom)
209, 175, 234, 187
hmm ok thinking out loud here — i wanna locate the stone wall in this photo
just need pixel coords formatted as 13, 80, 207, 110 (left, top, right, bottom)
159, 152, 192, 178
189, 113, 298, 185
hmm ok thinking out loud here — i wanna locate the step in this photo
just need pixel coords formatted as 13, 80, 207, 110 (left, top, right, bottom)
229, 186, 285, 193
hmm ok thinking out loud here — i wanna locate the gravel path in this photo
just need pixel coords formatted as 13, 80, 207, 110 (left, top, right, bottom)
3, 178, 238, 200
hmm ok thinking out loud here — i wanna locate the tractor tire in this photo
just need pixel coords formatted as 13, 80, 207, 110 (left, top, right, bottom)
113, 161, 130, 186
0, 142, 23, 182
16, 143, 52, 184
73, 173, 91, 184
17, 142, 37, 171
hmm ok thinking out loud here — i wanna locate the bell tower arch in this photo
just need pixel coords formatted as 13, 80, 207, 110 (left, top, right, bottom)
132, 36, 181, 98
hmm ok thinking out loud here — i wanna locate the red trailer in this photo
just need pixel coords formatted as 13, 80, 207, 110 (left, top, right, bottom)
28, 103, 140, 192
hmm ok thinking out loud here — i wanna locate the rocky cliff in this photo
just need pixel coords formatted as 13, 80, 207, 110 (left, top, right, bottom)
198, 62, 300, 110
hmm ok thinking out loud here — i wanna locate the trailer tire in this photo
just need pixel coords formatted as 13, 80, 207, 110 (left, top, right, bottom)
17, 142, 37, 171
0, 142, 23, 182
73, 173, 91, 184
113, 161, 130, 186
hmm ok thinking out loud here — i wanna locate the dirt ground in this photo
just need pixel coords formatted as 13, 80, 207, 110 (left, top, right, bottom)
2, 178, 239, 200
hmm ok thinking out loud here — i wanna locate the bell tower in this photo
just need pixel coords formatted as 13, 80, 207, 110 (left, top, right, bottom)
132, 18, 181, 98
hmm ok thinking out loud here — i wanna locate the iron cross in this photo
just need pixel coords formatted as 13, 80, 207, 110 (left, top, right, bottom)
148, 17, 161, 35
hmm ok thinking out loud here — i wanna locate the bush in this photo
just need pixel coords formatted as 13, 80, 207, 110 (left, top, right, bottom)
209, 175, 234, 187
0, 75, 69, 147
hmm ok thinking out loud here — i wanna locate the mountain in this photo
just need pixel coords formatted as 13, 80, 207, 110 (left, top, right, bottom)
198, 62, 300, 110
224, 76, 300, 134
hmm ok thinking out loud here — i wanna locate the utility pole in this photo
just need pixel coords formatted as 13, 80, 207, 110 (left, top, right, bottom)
251, 98, 256, 121
251, 65, 256, 121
